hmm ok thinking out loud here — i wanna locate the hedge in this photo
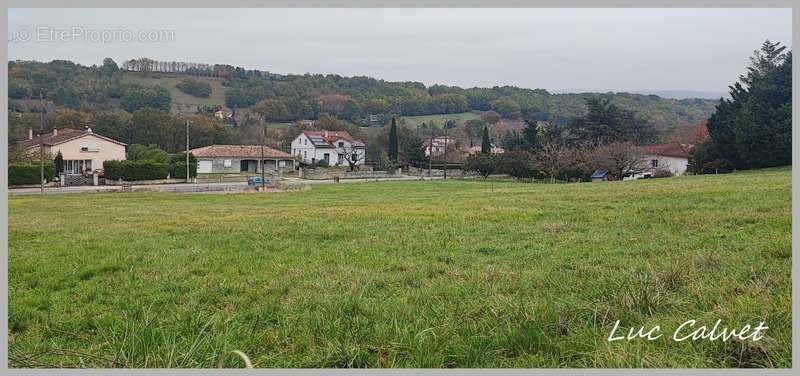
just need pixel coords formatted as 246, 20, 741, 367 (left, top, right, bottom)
170, 161, 198, 179
104, 160, 169, 181
9, 163, 55, 186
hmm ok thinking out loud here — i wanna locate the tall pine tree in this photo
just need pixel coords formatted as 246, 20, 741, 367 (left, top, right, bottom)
388, 117, 399, 162
481, 126, 492, 153
706, 40, 792, 169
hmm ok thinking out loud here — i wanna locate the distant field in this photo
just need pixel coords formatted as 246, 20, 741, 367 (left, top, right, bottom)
121, 72, 228, 113
400, 112, 482, 127
8, 168, 791, 368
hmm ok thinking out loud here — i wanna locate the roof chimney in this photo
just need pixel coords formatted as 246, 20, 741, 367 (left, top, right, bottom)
28, 128, 33, 140
52, 128, 58, 136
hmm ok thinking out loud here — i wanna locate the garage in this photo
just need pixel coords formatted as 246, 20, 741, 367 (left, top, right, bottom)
197, 160, 213, 174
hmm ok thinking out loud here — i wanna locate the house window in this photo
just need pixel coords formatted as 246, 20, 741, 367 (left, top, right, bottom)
80, 142, 99, 152
352, 153, 358, 162
323, 153, 330, 164
338, 154, 344, 165
223, 159, 232, 168
304, 151, 307, 159
64, 160, 92, 174
650, 159, 659, 168
338, 141, 344, 147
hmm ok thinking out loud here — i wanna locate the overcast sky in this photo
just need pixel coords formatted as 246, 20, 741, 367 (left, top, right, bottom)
8, 8, 792, 94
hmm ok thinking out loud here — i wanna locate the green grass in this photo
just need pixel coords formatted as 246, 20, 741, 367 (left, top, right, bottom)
121, 72, 228, 113
8, 168, 791, 368
400, 112, 481, 127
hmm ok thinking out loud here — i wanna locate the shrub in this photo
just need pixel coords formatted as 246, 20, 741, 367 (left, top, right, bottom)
120, 84, 171, 112
689, 139, 735, 174
170, 161, 198, 178
104, 160, 168, 181
176, 78, 212, 98
651, 169, 674, 178
127, 144, 170, 163
9, 163, 55, 186
465, 153, 497, 179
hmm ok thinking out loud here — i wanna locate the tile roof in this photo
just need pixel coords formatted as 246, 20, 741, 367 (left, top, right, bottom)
16, 128, 127, 149
641, 141, 689, 158
190, 144, 293, 159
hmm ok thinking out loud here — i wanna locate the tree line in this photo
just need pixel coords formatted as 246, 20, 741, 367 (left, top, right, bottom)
9, 57, 718, 134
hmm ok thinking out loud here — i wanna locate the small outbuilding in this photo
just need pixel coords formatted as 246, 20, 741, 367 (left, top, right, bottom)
591, 169, 610, 182
190, 144, 296, 174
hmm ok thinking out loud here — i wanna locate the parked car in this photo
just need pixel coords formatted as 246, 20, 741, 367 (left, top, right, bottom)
247, 176, 272, 186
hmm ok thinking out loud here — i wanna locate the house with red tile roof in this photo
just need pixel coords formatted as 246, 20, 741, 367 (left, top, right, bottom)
290, 130, 366, 167
15, 127, 126, 175
190, 144, 296, 173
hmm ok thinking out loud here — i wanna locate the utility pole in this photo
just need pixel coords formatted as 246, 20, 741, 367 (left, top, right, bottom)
428, 126, 433, 178
260, 125, 266, 190
185, 119, 190, 183
39, 93, 45, 193
443, 121, 448, 180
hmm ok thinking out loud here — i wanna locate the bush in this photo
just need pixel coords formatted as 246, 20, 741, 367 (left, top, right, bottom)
496, 150, 539, 180
9, 163, 55, 186
127, 144, 170, 162
170, 161, 198, 178
651, 169, 674, 178
175, 78, 212, 98
465, 153, 497, 179
689, 139, 735, 174
104, 160, 169, 181
120, 84, 171, 112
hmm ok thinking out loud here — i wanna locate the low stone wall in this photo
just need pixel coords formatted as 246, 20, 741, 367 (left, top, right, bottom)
105, 178, 187, 186
342, 170, 399, 179
408, 166, 464, 177
299, 167, 401, 180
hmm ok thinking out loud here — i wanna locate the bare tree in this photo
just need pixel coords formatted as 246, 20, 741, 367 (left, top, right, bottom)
337, 144, 365, 172
532, 140, 574, 182
592, 142, 648, 180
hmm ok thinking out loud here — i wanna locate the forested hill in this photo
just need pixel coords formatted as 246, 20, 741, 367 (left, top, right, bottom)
8, 58, 718, 132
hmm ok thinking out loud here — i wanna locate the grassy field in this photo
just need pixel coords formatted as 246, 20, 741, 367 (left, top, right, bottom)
121, 72, 228, 113
400, 112, 482, 127
8, 168, 791, 368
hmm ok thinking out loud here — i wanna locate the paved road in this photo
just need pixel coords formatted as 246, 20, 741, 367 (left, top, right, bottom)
8, 175, 442, 195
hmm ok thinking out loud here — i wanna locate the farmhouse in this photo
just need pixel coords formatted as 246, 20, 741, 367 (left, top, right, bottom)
423, 136, 457, 157
634, 141, 691, 178
291, 130, 366, 167
16, 127, 126, 174
190, 144, 296, 174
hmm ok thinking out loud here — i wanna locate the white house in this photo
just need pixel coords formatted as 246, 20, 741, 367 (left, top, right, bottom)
423, 136, 457, 158
630, 141, 690, 179
16, 127, 126, 175
291, 130, 366, 167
